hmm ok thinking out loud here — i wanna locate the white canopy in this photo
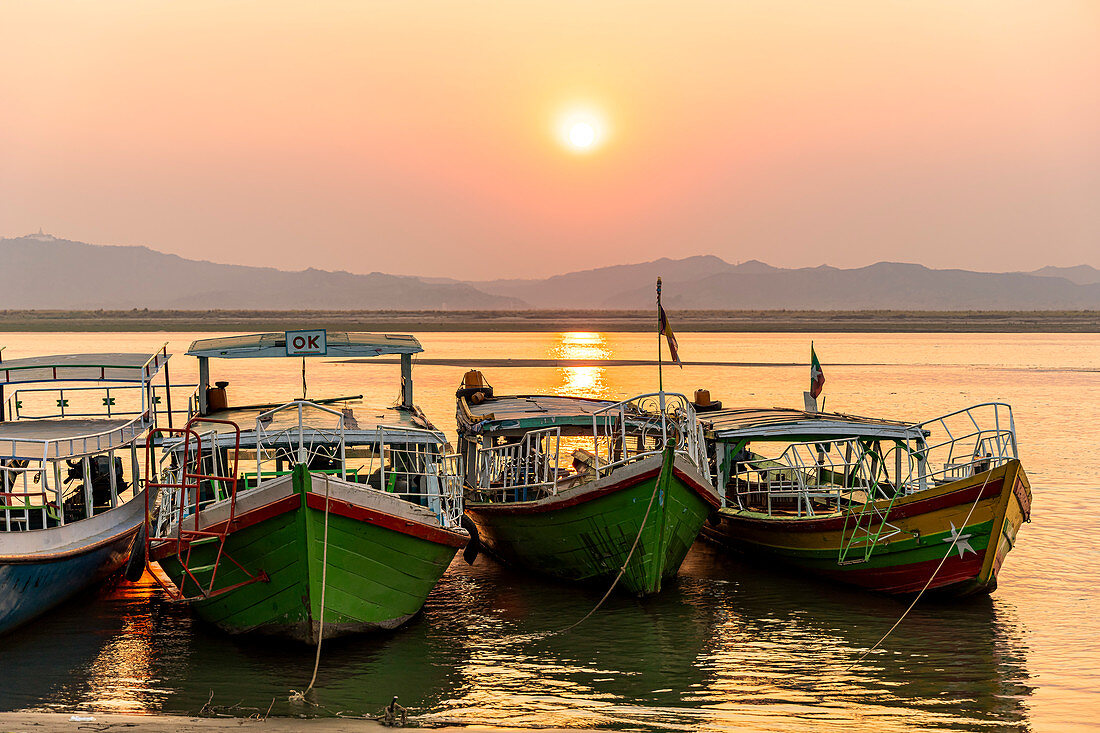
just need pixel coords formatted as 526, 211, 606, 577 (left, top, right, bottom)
0, 352, 170, 386
187, 332, 423, 359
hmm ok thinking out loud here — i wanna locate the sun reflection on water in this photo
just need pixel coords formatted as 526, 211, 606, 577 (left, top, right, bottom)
551, 332, 611, 399
82, 575, 162, 712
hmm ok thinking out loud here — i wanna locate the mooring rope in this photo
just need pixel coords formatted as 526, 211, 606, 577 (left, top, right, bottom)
541, 453, 667, 638
290, 473, 332, 702
844, 467, 994, 672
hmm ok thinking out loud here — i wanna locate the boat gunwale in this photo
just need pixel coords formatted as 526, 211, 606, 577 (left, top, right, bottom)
465, 452, 718, 515
151, 476, 466, 561
714, 461, 1018, 532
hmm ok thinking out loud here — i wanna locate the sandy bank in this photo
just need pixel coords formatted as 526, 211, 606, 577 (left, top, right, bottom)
0, 309, 1097, 332
0, 712, 572, 732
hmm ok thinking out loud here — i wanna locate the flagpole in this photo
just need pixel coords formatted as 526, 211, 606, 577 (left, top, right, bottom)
656, 277, 664, 393
656, 278, 667, 448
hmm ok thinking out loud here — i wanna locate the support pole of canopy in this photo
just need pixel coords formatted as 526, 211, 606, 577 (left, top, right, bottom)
197, 356, 210, 416
302, 357, 307, 400
0, 345, 5, 422
400, 353, 414, 408
163, 353, 174, 429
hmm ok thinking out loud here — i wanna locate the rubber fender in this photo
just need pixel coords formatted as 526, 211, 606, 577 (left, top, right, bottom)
460, 514, 480, 565
124, 523, 147, 582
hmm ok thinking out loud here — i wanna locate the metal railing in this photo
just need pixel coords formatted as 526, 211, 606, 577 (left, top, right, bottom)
254, 401, 348, 484
0, 411, 154, 464
591, 392, 710, 482
1, 462, 51, 532
724, 402, 1019, 517
910, 402, 1017, 490
360, 425, 464, 529
475, 427, 562, 501
248, 401, 463, 529
726, 438, 891, 517
4, 383, 194, 423
471, 391, 712, 502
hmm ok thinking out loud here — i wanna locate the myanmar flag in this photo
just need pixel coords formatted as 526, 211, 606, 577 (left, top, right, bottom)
659, 305, 682, 367
810, 343, 825, 398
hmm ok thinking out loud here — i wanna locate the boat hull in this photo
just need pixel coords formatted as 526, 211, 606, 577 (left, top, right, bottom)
466, 448, 718, 597
0, 492, 146, 635
153, 466, 465, 643
702, 459, 1031, 596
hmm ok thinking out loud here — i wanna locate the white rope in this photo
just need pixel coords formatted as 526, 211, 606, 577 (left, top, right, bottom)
545, 451, 668, 638
306, 474, 332, 690
290, 472, 332, 703
844, 467, 994, 672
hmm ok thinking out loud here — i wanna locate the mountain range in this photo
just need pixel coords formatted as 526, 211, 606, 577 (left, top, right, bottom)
2, 233, 1099, 310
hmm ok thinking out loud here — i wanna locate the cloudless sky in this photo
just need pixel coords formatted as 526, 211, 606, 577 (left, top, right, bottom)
1, 1, 1097, 278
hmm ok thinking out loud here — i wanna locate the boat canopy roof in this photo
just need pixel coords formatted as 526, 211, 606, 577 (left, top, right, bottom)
0, 351, 169, 386
459, 394, 618, 435
165, 398, 445, 450
186, 332, 423, 359
0, 416, 150, 460
704, 407, 926, 442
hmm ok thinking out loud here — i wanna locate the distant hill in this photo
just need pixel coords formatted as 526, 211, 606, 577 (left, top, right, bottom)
461, 255, 756, 307
3, 233, 1098, 310
1029, 265, 1100, 286
0, 235, 522, 309
604, 262, 1100, 310
468, 256, 1100, 310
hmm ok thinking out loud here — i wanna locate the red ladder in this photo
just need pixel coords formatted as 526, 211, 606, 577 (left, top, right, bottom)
143, 416, 268, 601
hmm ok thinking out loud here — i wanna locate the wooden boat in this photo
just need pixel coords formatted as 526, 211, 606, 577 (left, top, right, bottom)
0, 349, 175, 634
456, 372, 719, 597
145, 332, 467, 643
700, 403, 1031, 596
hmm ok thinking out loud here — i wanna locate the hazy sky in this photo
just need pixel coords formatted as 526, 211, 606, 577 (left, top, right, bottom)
2, 1, 1097, 278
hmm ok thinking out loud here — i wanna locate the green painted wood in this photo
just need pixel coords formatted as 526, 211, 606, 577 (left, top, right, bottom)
158, 465, 461, 642
467, 448, 710, 597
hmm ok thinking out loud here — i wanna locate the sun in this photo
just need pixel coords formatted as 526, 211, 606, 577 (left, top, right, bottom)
568, 122, 597, 149
557, 109, 606, 153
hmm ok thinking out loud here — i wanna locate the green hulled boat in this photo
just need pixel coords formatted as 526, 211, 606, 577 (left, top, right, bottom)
152, 462, 466, 641
146, 331, 467, 642
456, 372, 719, 596
699, 403, 1031, 597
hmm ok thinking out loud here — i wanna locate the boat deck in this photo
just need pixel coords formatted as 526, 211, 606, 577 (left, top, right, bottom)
703, 407, 924, 441
460, 394, 618, 435
0, 418, 134, 442
169, 398, 441, 448
0, 417, 147, 460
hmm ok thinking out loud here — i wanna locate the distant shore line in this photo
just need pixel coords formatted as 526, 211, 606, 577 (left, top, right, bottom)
0, 309, 1097, 332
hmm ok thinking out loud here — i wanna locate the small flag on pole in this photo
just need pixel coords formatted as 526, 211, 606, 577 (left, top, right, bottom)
659, 303, 682, 368
809, 342, 825, 399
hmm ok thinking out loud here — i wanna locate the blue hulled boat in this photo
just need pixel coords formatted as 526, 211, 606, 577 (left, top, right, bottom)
0, 348, 176, 634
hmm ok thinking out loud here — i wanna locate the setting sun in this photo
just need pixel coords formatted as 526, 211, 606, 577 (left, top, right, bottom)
568, 122, 597, 150
557, 109, 606, 153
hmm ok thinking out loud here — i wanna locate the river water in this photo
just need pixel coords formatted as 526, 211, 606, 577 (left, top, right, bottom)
0, 331, 1097, 731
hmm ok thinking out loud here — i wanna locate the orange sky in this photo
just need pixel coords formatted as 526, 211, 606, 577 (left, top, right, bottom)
2, 1, 1097, 278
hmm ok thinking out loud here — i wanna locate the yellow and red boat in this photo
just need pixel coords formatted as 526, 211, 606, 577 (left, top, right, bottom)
700, 404, 1030, 597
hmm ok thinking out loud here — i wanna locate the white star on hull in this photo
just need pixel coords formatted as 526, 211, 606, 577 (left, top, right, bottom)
943, 521, 976, 558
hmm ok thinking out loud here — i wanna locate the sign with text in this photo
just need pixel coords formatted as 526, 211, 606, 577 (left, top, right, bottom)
285, 329, 327, 356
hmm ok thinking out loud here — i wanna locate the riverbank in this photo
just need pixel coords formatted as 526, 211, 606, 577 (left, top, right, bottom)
0, 712, 574, 732
0, 309, 1098, 332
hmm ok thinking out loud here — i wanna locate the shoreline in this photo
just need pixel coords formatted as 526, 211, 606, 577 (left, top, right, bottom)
0, 711, 573, 732
0, 309, 1097, 332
